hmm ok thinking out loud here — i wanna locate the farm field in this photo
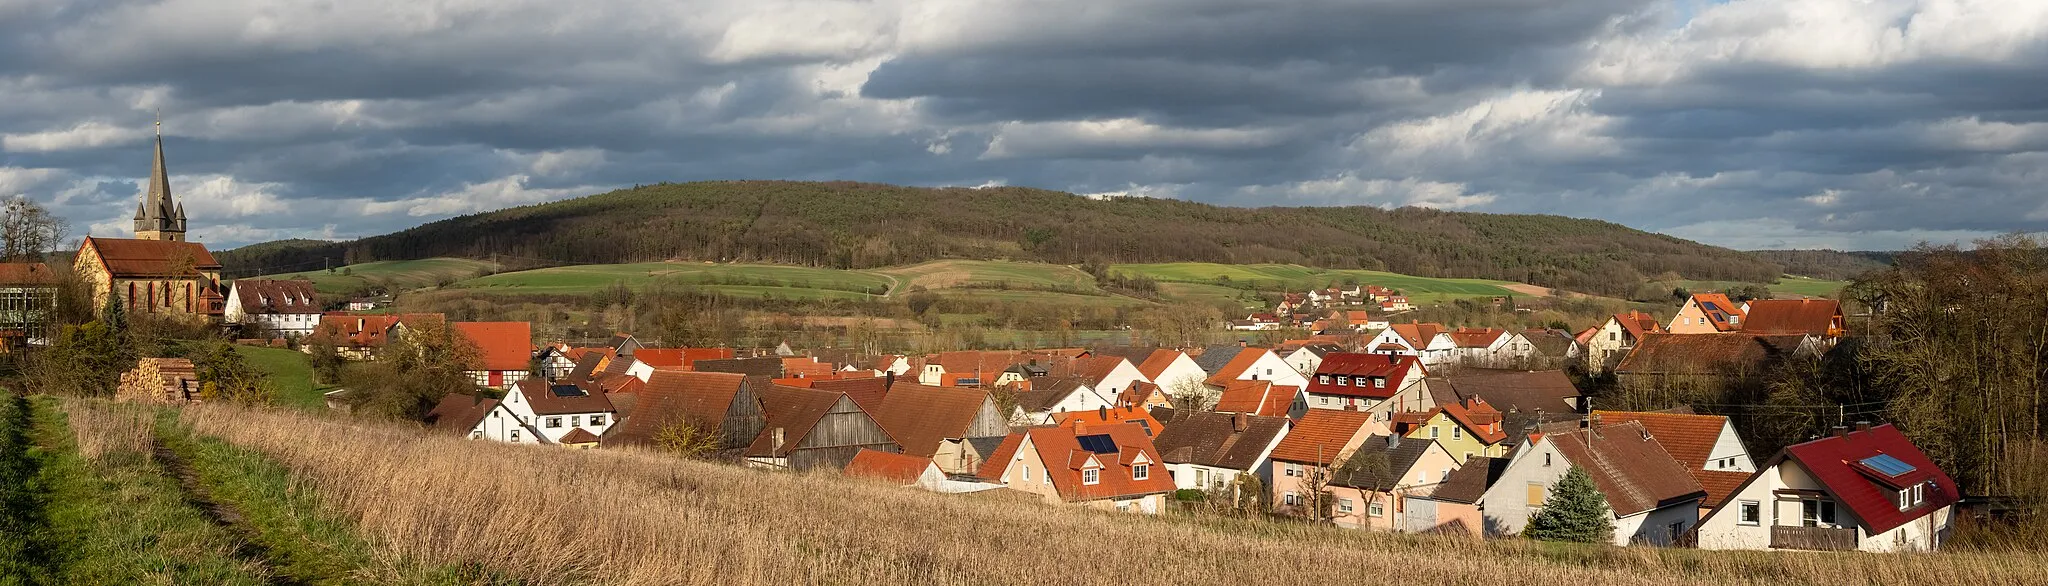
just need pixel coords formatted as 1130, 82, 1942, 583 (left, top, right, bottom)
258, 258, 494, 295
234, 346, 330, 411
1114, 263, 1524, 303
876, 260, 1099, 293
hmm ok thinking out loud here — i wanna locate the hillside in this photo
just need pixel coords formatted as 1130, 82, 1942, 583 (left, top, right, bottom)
258, 258, 494, 295
216, 181, 1783, 297
1746, 249, 1895, 281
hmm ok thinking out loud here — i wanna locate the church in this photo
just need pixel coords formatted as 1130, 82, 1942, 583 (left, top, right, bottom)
73, 123, 226, 320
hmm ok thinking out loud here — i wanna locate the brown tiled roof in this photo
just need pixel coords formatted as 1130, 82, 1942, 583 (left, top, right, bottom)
1740, 299, 1843, 336
1611, 311, 1663, 339
1441, 398, 1508, 444
83, 237, 221, 277
974, 433, 1025, 481
1012, 377, 1091, 413
0, 263, 56, 286
928, 350, 1024, 375
512, 379, 613, 416
1213, 380, 1297, 417
1151, 410, 1288, 470
1135, 349, 1183, 381
1442, 369, 1582, 413
693, 356, 784, 377
1547, 421, 1706, 517
452, 321, 532, 371
1613, 333, 1811, 375
311, 313, 443, 348
1330, 435, 1436, 490
843, 449, 936, 485
558, 428, 600, 444
1594, 410, 1751, 508
811, 376, 891, 411
1269, 409, 1374, 464
423, 393, 498, 434
1522, 329, 1578, 357
1023, 423, 1178, 502
1388, 322, 1446, 348
1449, 327, 1508, 349
230, 279, 318, 315
869, 383, 998, 457
600, 370, 747, 446
1059, 356, 1127, 388
1694, 470, 1754, 509
1428, 456, 1506, 504
743, 385, 852, 457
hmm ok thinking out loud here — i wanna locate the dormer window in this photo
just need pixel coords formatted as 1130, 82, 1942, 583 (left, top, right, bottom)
1133, 464, 1149, 480
1318, 375, 1330, 384
1083, 468, 1100, 485
1374, 378, 1386, 389
1337, 377, 1348, 386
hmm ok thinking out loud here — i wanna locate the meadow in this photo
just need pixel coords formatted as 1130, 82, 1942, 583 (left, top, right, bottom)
261, 258, 496, 295
1113, 262, 1526, 303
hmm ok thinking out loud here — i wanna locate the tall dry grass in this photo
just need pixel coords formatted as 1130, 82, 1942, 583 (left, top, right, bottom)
56, 398, 157, 463
175, 403, 2048, 586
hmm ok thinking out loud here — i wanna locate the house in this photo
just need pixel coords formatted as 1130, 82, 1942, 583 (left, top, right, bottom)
1202, 346, 1309, 390
1213, 380, 1306, 419
976, 422, 1177, 513
1438, 369, 1585, 415
1115, 381, 1174, 410
1740, 299, 1847, 338
629, 347, 734, 372
115, 357, 200, 403
1692, 423, 1957, 552
1586, 310, 1665, 372
1519, 329, 1583, 367
1613, 333, 1824, 393
1008, 377, 1112, 425
844, 449, 946, 489
1594, 410, 1757, 511
1402, 456, 1507, 537
742, 385, 899, 471
1058, 355, 1151, 400
1282, 343, 1343, 377
606, 333, 642, 356
424, 392, 542, 444
1448, 327, 1517, 366
1367, 322, 1456, 366
866, 382, 1012, 474
693, 356, 786, 378
600, 370, 762, 450
1151, 410, 1291, 498
223, 279, 319, 337
1324, 434, 1460, 531
1303, 353, 1427, 412
1381, 296, 1412, 312
1481, 420, 1706, 546
73, 132, 225, 321
1269, 409, 1378, 515
1050, 405, 1163, 438
1387, 398, 1509, 464
503, 379, 616, 444
452, 321, 533, 388
0, 263, 58, 346
1669, 293, 1746, 334
780, 356, 839, 380
917, 350, 1025, 386
307, 313, 443, 359
532, 346, 578, 380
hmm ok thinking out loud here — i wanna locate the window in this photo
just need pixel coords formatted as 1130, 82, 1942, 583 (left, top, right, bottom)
571, 415, 582, 426
1374, 378, 1386, 389
1284, 492, 1298, 506
1083, 468, 1100, 485
1338, 498, 1354, 514
1914, 482, 1927, 506
546, 417, 562, 428
1738, 500, 1761, 526
1418, 469, 1430, 483
1195, 469, 1209, 486
1452, 427, 1463, 440
1337, 377, 1348, 386
1318, 375, 1330, 384
1897, 489, 1911, 511
1368, 501, 1385, 517
1022, 465, 1030, 481
1543, 453, 1552, 467
1320, 397, 1330, 405
590, 415, 606, 426
470, 430, 482, 439
1133, 464, 1149, 480
510, 429, 521, 442
1285, 464, 1298, 477
1802, 499, 1837, 527
1526, 482, 1545, 506
1429, 426, 1440, 439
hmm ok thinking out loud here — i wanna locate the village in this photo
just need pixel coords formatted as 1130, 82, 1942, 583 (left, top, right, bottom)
1, 132, 1960, 556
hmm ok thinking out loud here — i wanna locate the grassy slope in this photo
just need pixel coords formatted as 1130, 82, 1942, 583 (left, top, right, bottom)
261, 258, 495, 295
171, 402, 2048, 586
1115, 262, 1522, 303
877, 260, 1099, 292
445, 261, 891, 299
235, 346, 329, 411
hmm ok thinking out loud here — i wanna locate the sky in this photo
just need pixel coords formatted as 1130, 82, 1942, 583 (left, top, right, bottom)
0, 0, 2044, 252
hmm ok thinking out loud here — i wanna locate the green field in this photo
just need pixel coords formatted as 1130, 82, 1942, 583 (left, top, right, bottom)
235, 346, 330, 411
259, 258, 495, 295
444, 261, 893, 299
1114, 263, 1522, 303
877, 260, 1099, 293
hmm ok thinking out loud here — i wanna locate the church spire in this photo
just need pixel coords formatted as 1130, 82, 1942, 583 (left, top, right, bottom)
134, 113, 187, 241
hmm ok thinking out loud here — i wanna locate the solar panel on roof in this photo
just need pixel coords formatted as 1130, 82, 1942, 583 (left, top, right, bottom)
1076, 434, 1119, 454
1861, 454, 1916, 476
550, 385, 587, 398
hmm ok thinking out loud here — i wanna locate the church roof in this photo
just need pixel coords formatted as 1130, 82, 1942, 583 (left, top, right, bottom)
82, 237, 220, 278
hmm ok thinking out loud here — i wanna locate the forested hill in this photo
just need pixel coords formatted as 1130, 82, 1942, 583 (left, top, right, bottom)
1746, 249, 1896, 281
222, 181, 1782, 296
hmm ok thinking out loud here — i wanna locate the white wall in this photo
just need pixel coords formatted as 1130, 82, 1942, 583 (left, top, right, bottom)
1023, 386, 1112, 424
502, 385, 614, 444
1092, 359, 1151, 400
1480, 437, 1571, 537
1152, 353, 1209, 397
469, 404, 542, 444
1705, 421, 1757, 473
1233, 351, 1308, 389
1617, 502, 1702, 546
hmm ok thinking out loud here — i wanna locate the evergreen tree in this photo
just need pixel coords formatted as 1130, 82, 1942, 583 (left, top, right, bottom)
1523, 466, 1614, 543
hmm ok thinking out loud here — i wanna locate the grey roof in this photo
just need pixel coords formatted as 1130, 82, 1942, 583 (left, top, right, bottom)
134, 133, 186, 234
1192, 344, 1246, 373
965, 436, 1007, 462
1151, 411, 1289, 471
1331, 435, 1436, 490
1426, 456, 1509, 504
1012, 377, 1091, 412
1522, 329, 1579, 358
1298, 343, 1344, 358
694, 357, 784, 378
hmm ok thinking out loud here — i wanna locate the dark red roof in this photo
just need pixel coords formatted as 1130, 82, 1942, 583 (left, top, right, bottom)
0, 263, 57, 286
230, 279, 319, 315
1780, 424, 1958, 534
843, 449, 936, 484
1305, 353, 1421, 399
83, 237, 222, 277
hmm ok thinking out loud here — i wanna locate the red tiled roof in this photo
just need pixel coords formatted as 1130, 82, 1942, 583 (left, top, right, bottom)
1441, 398, 1507, 444
453, 321, 532, 371
1269, 409, 1374, 464
1061, 355, 1127, 387
1050, 406, 1162, 437
1448, 327, 1508, 349
1694, 470, 1753, 509
1778, 424, 1958, 534
1612, 310, 1664, 339
975, 433, 1025, 481
1305, 353, 1421, 399
1213, 381, 1297, 418
928, 350, 1023, 376
1686, 294, 1746, 332
811, 376, 891, 411
0, 263, 56, 286
1023, 423, 1177, 502
1203, 348, 1270, 387
82, 237, 221, 277
1741, 299, 1844, 336
311, 313, 443, 348
1547, 421, 1706, 517
843, 449, 936, 485
781, 357, 838, 379
1388, 322, 1446, 348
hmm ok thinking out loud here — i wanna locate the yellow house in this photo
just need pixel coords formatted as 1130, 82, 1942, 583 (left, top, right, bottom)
1669, 293, 1745, 334
1389, 397, 1510, 464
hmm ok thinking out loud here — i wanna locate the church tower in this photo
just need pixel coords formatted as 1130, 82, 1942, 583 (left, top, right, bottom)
133, 118, 187, 242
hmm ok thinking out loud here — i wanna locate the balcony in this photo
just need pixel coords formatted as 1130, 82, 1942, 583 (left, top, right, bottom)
1771, 525, 1858, 551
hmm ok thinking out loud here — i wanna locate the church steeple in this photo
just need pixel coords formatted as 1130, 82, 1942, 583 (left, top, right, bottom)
134, 115, 186, 242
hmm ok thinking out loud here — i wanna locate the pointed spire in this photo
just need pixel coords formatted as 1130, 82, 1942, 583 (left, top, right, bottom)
134, 115, 187, 240
134, 201, 147, 221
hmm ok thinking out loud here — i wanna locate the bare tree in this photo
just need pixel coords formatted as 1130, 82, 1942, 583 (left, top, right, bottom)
0, 196, 67, 262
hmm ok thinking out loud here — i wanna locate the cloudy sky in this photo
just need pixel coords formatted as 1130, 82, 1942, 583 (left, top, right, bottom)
1, 0, 2043, 252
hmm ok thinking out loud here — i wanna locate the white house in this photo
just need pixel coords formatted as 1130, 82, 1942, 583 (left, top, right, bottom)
1481, 420, 1706, 546
1135, 349, 1208, 398
1282, 344, 1341, 379
424, 393, 544, 445
1066, 355, 1152, 401
1202, 347, 1310, 391
502, 379, 616, 444
1368, 323, 1457, 366
1010, 378, 1113, 425
224, 279, 321, 337
1152, 411, 1291, 497
533, 346, 578, 380
1693, 423, 1958, 552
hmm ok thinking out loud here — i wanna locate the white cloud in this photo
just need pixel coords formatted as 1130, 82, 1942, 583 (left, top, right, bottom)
983, 118, 1286, 159
527, 148, 607, 177
1355, 89, 1620, 170
2, 121, 146, 152
0, 167, 64, 195
360, 174, 610, 217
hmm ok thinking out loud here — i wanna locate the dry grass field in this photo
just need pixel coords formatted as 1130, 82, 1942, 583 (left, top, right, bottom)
147, 401, 2048, 586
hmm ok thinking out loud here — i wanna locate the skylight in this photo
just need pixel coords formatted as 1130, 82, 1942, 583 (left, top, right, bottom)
1861, 454, 1916, 477
1076, 434, 1119, 454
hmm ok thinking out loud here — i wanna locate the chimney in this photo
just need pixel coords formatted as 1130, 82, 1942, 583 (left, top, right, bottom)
1097, 405, 1107, 419
884, 370, 895, 389
1233, 411, 1249, 432
1074, 421, 1088, 435
1854, 421, 1872, 433
1388, 434, 1401, 448
1580, 413, 1590, 429
1833, 425, 1849, 439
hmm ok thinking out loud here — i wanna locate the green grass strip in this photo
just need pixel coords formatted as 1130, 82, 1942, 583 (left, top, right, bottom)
17, 397, 270, 585
154, 415, 511, 585
0, 395, 52, 585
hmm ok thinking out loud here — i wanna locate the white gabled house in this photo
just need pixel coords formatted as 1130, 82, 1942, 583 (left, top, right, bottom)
1009, 378, 1113, 425
1151, 411, 1291, 500
224, 279, 322, 337
1693, 423, 1958, 552
424, 393, 544, 445
502, 379, 616, 444
1367, 323, 1458, 366
1135, 349, 1208, 398
1481, 421, 1707, 546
